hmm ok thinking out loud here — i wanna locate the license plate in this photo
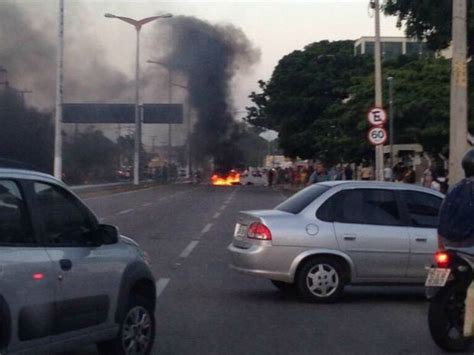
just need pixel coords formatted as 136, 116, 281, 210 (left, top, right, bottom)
425, 268, 451, 287
233, 223, 247, 238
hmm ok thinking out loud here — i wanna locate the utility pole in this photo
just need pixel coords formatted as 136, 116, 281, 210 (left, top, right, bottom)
449, 0, 469, 184
54, 0, 64, 179
168, 69, 173, 165
388, 76, 394, 180
373, 0, 384, 181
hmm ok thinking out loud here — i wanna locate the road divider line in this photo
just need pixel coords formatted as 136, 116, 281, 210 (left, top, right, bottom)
201, 223, 213, 235
179, 240, 199, 259
155, 278, 170, 299
118, 208, 134, 215
142, 202, 153, 207
213, 212, 221, 219
219, 205, 227, 212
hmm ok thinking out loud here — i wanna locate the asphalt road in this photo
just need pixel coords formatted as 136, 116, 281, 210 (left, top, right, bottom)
71, 184, 461, 355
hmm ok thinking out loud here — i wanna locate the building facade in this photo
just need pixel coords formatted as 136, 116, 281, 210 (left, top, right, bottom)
354, 36, 435, 59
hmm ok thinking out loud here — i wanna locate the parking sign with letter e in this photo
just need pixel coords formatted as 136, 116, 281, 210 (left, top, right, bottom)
367, 107, 387, 126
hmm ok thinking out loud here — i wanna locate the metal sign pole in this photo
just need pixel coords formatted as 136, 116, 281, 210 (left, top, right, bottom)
373, 0, 384, 181
54, 0, 64, 179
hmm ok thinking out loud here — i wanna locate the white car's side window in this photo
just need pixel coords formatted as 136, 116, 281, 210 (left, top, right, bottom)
33, 182, 93, 246
0, 180, 33, 245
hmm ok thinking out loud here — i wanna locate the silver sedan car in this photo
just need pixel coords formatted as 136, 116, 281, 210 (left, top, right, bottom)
228, 181, 444, 302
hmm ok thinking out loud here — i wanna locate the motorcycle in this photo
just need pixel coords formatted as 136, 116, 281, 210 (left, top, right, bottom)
426, 248, 474, 352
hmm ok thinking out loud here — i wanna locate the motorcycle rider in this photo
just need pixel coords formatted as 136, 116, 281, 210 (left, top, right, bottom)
438, 148, 474, 249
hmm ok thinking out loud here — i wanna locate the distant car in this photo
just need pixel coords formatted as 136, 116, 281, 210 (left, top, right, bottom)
116, 166, 132, 180
0, 167, 156, 354
240, 169, 266, 186
228, 181, 444, 302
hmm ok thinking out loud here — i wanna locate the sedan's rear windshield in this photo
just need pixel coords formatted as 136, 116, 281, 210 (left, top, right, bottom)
275, 184, 331, 214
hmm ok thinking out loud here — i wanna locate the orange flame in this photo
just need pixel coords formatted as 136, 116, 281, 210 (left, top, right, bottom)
211, 172, 240, 186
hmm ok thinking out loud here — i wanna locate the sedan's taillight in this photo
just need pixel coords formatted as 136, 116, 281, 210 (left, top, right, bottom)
247, 222, 272, 240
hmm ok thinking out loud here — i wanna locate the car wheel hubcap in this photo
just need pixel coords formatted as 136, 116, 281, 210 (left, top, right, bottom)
122, 306, 152, 355
306, 263, 339, 297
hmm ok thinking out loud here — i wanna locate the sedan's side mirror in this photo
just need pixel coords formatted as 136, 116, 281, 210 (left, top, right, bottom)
97, 224, 119, 245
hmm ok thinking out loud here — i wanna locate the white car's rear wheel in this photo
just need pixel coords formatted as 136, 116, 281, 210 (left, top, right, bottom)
296, 257, 345, 303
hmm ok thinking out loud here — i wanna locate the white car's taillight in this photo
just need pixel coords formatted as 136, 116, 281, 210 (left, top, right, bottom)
247, 222, 272, 240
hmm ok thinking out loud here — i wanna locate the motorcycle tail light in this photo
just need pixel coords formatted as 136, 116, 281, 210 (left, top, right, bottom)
435, 251, 449, 267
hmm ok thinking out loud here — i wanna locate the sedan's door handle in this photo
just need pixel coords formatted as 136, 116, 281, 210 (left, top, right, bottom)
59, 259, 72, 271
415, 238, 428, 242
343, 234, 357, 241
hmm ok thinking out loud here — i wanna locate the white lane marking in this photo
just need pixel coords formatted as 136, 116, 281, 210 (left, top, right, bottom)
201, 223, 213, 235
219, 205, 227, 212
213, 212, 221, 219
142, 202, 153, 207
155, 278, 170, 299
179, 240, 199, 259
99, 217, 106, 222
118, 208, 134, 215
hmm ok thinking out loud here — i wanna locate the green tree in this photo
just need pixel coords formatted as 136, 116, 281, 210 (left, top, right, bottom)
246, 39, 473, 166
245, 40, 372, 159
245, 40, 372, 162
383, 0, 474, 55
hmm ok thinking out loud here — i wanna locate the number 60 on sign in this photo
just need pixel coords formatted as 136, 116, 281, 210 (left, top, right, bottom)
368, 126, 387, 146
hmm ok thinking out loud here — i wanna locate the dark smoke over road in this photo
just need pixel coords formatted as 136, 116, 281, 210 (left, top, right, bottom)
151, 16, 260, 170
0, 1, 132, 108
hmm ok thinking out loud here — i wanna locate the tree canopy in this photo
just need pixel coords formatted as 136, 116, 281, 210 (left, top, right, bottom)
383, 0, 474, 55
245, 40, 474, 166
246, 40, 371, 161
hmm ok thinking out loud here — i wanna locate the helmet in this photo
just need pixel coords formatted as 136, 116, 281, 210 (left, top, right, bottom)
462, 148, 474, 177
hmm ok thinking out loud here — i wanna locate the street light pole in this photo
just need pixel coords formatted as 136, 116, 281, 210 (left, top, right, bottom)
134, 27, 141, 186
388, 76, 394, 180
167, 68, 173, 166
373, 0, 384, 181
54, 0, 64, 179
105, 12, 172, 185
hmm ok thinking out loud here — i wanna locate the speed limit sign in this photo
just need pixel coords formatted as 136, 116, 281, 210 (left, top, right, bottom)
367, 107, 387, 126
368, 127, 387, 145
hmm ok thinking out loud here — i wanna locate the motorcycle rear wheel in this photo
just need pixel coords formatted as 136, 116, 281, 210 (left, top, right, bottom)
428, 282, 472, 352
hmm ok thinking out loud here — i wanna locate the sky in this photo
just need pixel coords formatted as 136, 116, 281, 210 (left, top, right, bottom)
9, 0, 406, 147
79, 0, 405, 112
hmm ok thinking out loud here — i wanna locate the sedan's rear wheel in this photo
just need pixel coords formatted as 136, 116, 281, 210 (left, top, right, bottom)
296, 257, 345, 303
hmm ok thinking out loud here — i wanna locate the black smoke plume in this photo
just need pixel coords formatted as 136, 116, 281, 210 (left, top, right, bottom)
151, 16, 260, 170
0, 1, 133, 108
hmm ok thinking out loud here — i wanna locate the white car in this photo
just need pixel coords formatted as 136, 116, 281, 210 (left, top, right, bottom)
240, 169, 266, 186
229, 181, 444, 303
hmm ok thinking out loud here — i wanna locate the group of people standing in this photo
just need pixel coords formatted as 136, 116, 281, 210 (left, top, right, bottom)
266, 159, 449, 194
